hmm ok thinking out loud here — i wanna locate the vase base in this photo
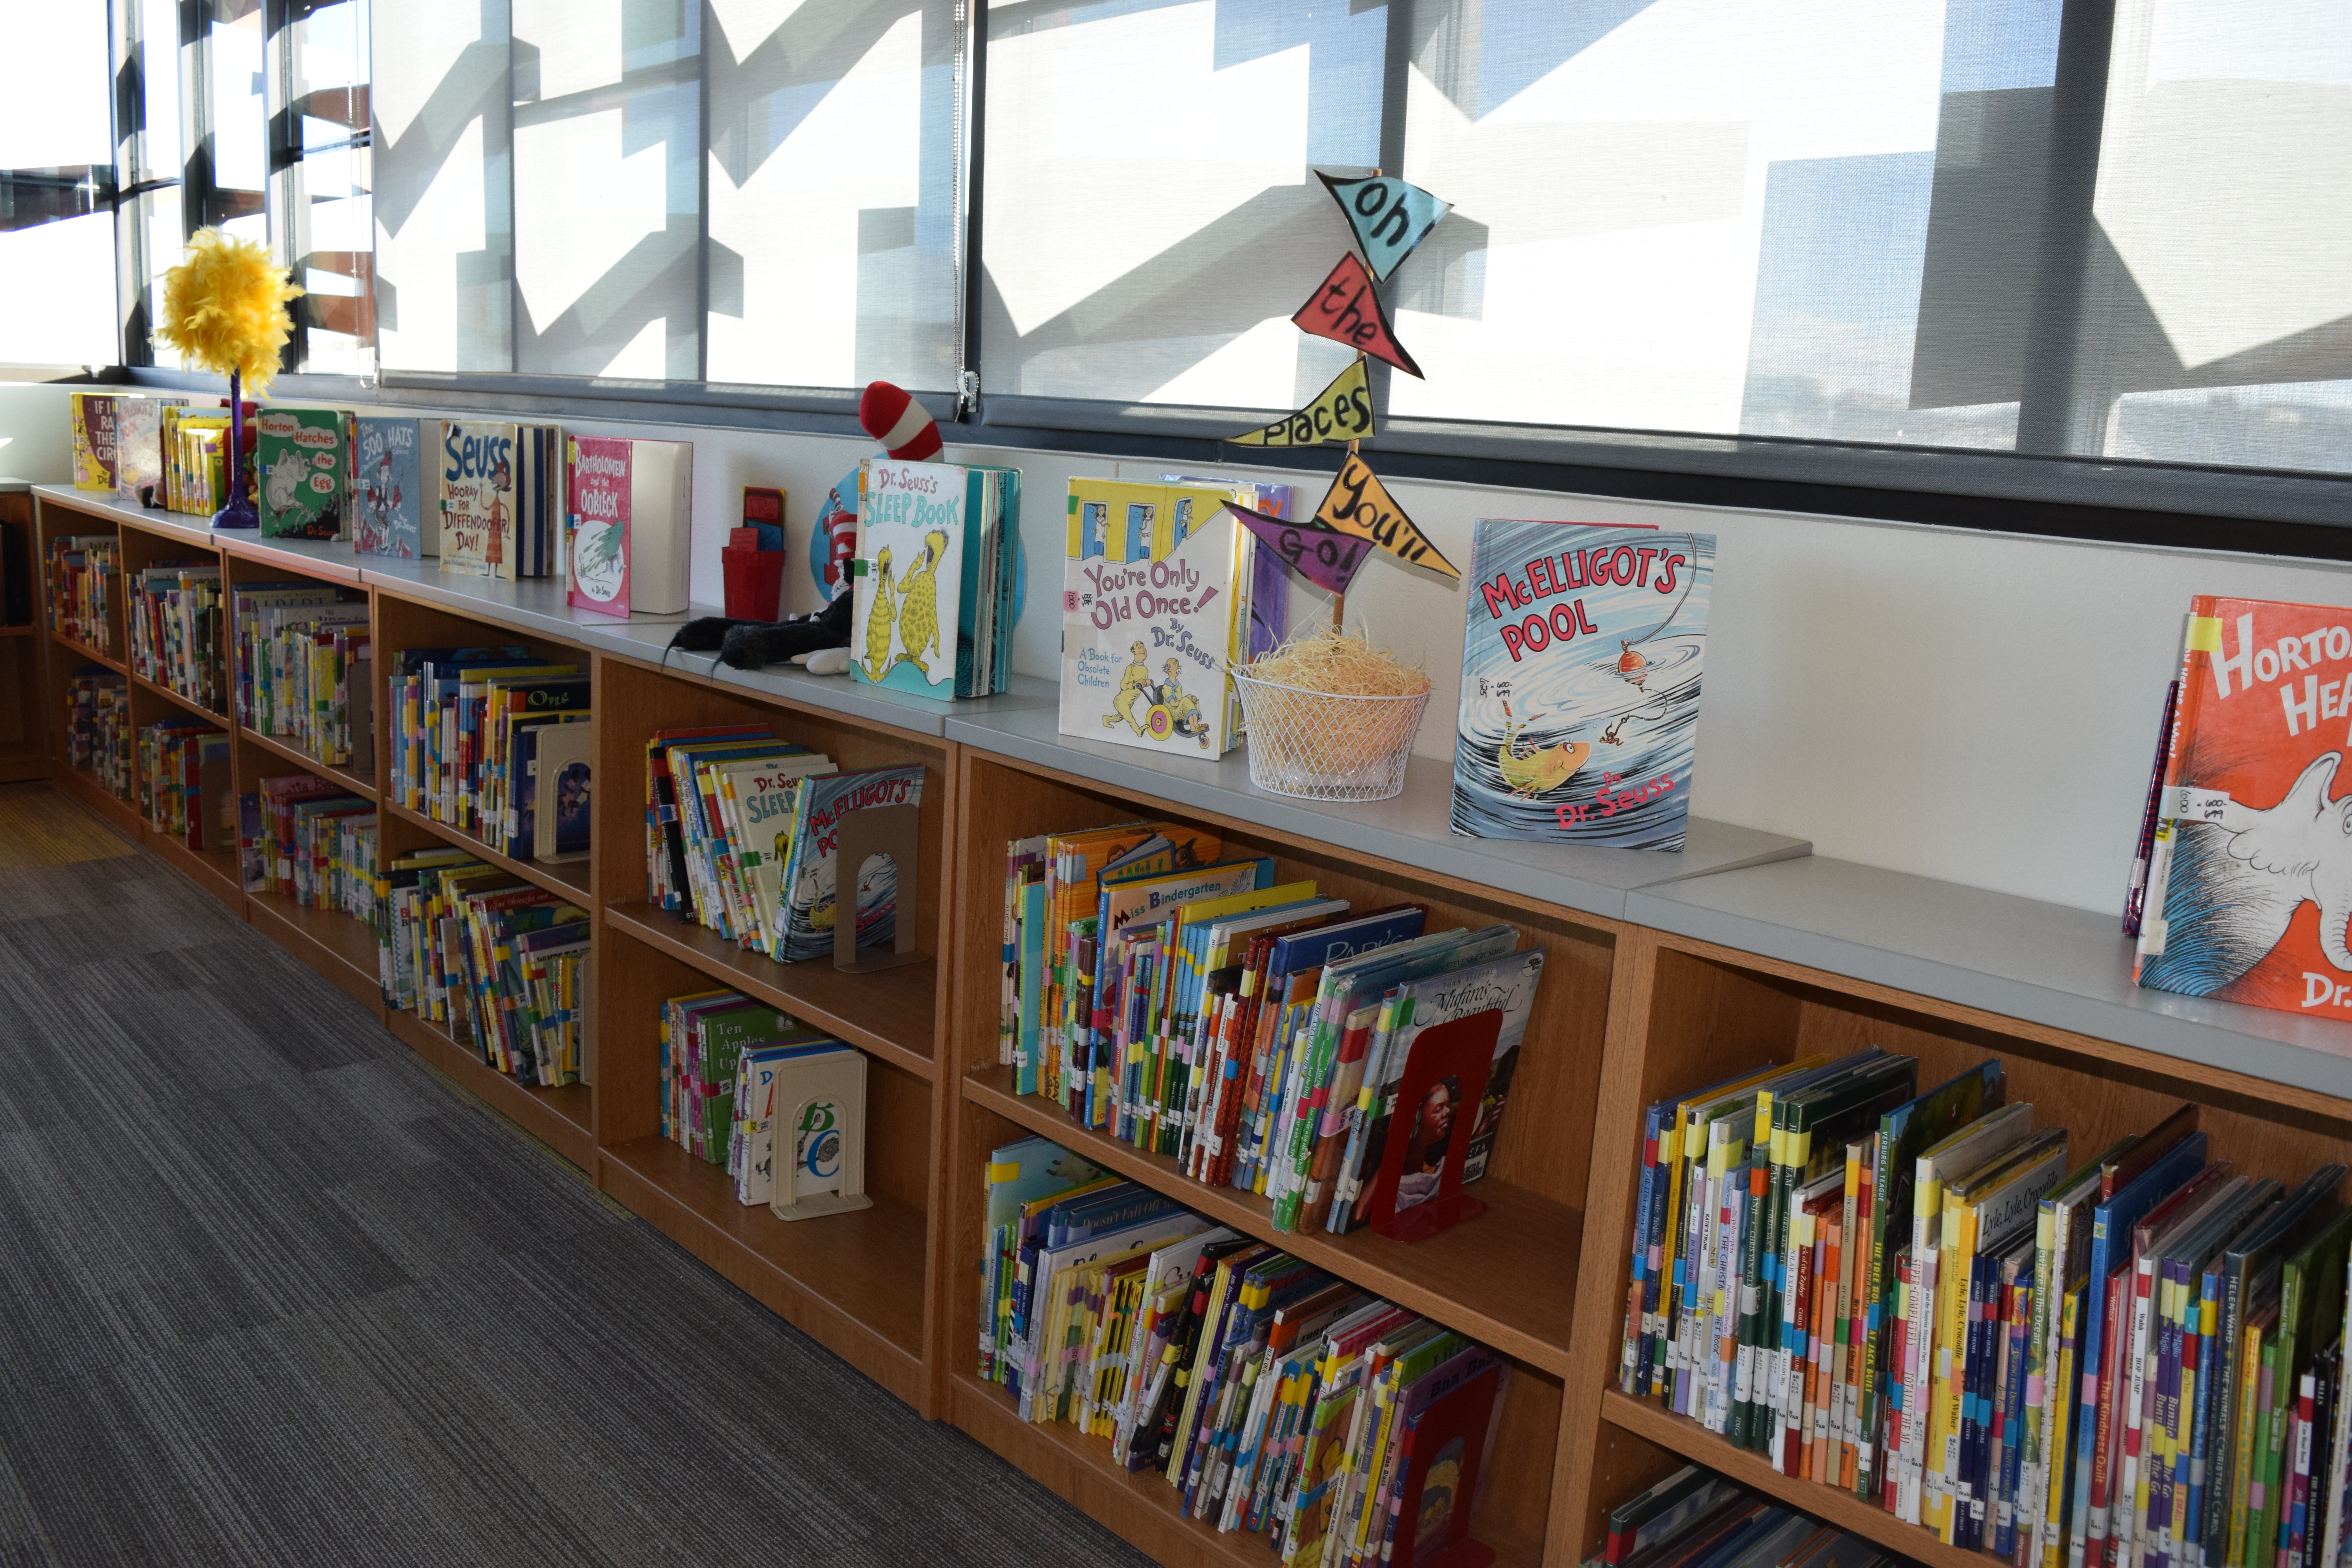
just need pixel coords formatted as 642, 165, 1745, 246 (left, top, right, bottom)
212, 501, 260, 530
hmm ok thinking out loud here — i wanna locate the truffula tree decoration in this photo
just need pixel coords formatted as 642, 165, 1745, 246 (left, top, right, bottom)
151, 228, 304, 530
1223, 170, 1462, 626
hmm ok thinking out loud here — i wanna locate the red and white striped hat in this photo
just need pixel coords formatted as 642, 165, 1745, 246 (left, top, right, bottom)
858, 381, 942, 461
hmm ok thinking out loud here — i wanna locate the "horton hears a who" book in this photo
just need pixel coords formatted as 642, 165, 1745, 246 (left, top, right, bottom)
1450, 520, 1713, 851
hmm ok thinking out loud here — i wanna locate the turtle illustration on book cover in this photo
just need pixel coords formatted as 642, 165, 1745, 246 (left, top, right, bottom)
1450, 520, 1713, 851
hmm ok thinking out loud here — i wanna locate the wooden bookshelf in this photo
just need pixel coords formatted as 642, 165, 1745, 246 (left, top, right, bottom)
35, 478, 2352, 1568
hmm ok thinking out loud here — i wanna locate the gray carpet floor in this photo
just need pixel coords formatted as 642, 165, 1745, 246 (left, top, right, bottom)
0, 826, 1152, 1567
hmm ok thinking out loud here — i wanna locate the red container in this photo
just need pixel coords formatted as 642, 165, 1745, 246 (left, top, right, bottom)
722, 547, 785, 621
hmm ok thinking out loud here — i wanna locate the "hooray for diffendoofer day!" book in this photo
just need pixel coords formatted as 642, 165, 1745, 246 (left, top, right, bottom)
1450, 519, 1713, 851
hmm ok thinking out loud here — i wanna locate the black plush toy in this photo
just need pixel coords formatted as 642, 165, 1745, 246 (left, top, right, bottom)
666, 593, 853, 673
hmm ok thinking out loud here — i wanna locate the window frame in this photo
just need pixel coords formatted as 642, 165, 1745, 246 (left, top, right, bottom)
95, 0, 2352, 560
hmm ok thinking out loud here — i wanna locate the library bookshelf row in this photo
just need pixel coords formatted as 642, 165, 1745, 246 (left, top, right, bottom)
27, 481, 2352, 1568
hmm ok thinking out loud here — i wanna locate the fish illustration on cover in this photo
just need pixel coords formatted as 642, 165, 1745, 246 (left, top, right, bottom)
1450, 520, 1712, 850
2137, 596, 2352, 1019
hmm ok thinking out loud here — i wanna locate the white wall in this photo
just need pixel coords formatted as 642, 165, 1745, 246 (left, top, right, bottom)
20, 379, 2352, 916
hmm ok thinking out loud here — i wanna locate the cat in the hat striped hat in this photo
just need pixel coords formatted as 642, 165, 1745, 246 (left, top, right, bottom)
666, 381, 942, 673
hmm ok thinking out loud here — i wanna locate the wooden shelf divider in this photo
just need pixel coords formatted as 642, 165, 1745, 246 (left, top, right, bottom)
604, 902, 936, 1080
239, 723, 376, 799
382, 798, 589, 903
50, 629, 124, 673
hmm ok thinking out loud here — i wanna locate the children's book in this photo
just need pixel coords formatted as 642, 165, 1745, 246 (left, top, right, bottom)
566, 436, 693, 617
69, 393, 118, 489
1450, 519, 1714, 850
1059, 478, 1257, 757
776, 764, 926, 963
849, 456, 1020, 697
439, 420, 516, 578
255, 407, 347, 538
353, 417, 431, 558
113, 397, 185, 505
2137, 597, 2352, 1020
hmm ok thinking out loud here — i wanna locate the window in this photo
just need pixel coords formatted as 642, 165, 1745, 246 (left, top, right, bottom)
116, 0, 374, 375
0, 4, 116, 367
371, 0, 962, 392
974, 0, 2352, 487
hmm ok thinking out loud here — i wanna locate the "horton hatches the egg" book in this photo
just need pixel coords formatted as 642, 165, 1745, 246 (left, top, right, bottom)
1450, 519, 1713, 851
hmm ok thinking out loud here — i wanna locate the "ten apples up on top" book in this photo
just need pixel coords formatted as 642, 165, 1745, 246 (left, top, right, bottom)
1450, 519, 1713, 851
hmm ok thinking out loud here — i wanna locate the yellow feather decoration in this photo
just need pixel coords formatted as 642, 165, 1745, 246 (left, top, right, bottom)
151, 229, 305, 393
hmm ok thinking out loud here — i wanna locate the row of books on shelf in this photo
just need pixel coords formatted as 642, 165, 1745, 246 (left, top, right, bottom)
996, 820, 1541, 1236
377, 837, 590, 1087
1615, 1049, 2352, 1568
48, 534, 117, 652
645, 725, 922, 964
69, 392, 690, 613
980, 1133, 1504, 1567
387, 646, 590, 862
65, 668, 130, 797
234, 582, 371, 766
127, 558, 225, 711
657, 988, 871, 1216
138, 720, 230, 845
1593, 1465, 1918, 1568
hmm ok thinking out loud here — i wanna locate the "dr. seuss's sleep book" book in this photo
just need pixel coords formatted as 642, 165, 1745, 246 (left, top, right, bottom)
848, 456, 1019, 698
2136, 596, 2352, 1020
255, 407, 347, 539
352, 417, 430, 558
1450, 519, 1713, 851
565, 436, 693, 617
1058, 478, 1258, 758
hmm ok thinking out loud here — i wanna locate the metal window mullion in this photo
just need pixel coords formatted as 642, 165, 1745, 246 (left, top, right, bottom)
2014, 0, 2122, 458
956, 0, 985, 418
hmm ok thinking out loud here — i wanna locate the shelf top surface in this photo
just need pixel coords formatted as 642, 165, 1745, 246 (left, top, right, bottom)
33, 484, 1054, 739
943, 703, 1811, 922
1627, 854, 2352, 1104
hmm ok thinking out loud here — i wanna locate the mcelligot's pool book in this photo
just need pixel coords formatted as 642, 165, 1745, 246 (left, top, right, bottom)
1450, 519, 1713, 851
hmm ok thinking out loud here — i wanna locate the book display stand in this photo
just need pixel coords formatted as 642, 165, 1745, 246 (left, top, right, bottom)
28, 478, 2352, 1568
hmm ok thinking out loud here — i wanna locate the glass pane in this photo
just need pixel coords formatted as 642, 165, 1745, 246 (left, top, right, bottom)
121, 0, 183, 185
372, 0, 514, 372
277, 0, 374, 373
979, 0, 1384, 408
139, 184, 185, 367
208, 4, 268, 223
705, 0, 962, 391
0, 2, 116, 365
1389, 0, 2051, 448
510, 0, 701, 378
2087, 0, 2352, 468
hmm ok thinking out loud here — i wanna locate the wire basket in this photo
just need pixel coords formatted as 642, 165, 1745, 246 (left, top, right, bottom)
1230, 672, 1432, 803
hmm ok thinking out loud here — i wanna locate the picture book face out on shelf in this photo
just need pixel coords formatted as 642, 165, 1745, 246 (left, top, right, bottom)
1451, 520, 1714, 851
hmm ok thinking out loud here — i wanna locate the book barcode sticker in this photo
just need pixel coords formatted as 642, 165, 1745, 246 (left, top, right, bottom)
2186, 614, 2222, 652
2171, 786, 2232, 823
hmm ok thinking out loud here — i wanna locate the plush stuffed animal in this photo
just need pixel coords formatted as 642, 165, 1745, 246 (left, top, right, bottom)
668, 592, 853, 674
667, 380, 937, 675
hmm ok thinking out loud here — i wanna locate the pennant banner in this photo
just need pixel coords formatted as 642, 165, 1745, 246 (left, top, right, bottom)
1314, 452, 1460, 580
1316, 171, 1450, 283
1292, 253, 1423, 379
1226, 505, 1373, 596
1225, 358, 1375, 448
